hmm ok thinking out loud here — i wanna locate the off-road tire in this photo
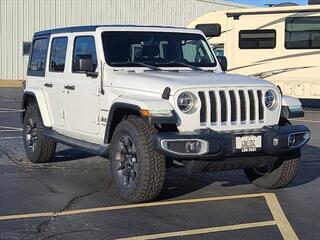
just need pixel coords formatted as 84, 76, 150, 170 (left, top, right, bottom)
110, 116, 166, 202
23, 104, 56, 163
244, 157, 300, 189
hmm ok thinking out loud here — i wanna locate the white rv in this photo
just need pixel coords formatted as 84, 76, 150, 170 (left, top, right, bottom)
188, 4, 320, 106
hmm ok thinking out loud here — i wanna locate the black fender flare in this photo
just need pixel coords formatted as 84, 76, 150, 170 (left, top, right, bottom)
103, 102, 177, 144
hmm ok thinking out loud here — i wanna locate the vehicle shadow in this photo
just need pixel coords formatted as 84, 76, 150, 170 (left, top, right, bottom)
53, 147, 95, 162
159, 144, 320, 200
51, 144, 320, 201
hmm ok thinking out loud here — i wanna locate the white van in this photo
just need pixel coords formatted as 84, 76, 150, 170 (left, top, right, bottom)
188, 4, 320, 106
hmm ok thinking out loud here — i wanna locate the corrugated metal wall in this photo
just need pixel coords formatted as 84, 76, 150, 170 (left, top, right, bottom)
0, 0, 251, 81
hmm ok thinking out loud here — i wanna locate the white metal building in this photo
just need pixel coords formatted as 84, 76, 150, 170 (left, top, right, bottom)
0, 0, 253, 83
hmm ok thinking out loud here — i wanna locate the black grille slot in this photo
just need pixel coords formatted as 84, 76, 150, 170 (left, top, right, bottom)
229, 91, 237, 122
219, 91, 227, 122
198, 91, 206, 123
248, 90, 255, 121
209, 91, 217, 122
239, 90, 246, 122
257, 90, 264, 120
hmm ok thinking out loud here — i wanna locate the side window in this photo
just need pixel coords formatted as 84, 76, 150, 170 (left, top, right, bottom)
181, 40, 212, 63
213, 44, 225, 57
72, 36, 97, 72
239, 30, 276, 49
28, 38, 49, 75
22, 42, 32, 56
182, 41, 199, 62
49, 37, 68, 72
129, 40, 168, 61
285, 17, 320, 49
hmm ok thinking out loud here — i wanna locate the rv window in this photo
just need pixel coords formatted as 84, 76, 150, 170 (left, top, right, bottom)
285, 17, 320, 49
239, 30, 276, 49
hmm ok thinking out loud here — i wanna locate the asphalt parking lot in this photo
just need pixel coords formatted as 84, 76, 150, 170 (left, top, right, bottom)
0, 88, 319, 240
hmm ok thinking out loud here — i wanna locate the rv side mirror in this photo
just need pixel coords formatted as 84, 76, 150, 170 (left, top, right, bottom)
217, 56, 228, 72
195, 24, 221, 37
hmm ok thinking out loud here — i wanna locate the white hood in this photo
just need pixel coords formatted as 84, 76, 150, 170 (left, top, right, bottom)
109, 70, 276, 95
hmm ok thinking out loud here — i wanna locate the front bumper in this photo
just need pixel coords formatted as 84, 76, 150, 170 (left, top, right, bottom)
153, 125, 310, 160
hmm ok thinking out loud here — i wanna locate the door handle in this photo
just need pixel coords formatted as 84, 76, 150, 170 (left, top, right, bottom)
64, 85, 75, 90
44, 83, 53, 88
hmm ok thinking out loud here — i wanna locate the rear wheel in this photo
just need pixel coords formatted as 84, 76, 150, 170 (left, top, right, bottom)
23, 104, 56, 163
110, 116, 166, 203
244, 156, 300, 189
244, 118, 300, 189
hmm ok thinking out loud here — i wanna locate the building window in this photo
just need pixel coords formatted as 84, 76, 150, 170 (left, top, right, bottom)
22, 41, 31, 56
239, 30, 276, 49
72, 36, 97, 72
49, 37, 68, 72
28, 38, 49, 75
285, 17, 320, 49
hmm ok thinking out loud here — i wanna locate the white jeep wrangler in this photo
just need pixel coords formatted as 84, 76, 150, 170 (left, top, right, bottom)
22, 25, 310, 203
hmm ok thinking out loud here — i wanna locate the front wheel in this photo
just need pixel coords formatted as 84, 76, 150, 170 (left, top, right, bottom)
109, 117, 166, 203
23, 104, 56, 163
244, 156, 300, 189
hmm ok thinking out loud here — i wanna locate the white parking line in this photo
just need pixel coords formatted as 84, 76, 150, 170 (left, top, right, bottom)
0, 111, 22, 113
0, 108, 24, 113
0, 136, 23, 140
0, 129, 22, 132
0, 126, 22, 130
1, 99, 22, 102
291, 119, 320, 124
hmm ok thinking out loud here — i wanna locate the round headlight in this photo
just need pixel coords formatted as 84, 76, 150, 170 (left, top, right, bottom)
264, 90, 278, 110
177, 92, 197, 113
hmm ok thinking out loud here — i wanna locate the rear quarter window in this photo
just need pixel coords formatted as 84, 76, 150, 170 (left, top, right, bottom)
27, 37, 49, 76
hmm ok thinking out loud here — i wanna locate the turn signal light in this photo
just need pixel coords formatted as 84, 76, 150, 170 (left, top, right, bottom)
139, 109, 150, 117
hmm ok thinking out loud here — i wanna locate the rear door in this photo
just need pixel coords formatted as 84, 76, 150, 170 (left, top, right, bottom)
65, 34, 100, 136
43, 35, 69, 128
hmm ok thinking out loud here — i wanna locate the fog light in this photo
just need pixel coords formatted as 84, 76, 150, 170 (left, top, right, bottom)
186, 141, 202, 153
160, 139, 208, 155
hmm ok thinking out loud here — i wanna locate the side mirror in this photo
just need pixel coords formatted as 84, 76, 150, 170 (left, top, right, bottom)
73, 54, 98, 77
217, 56, 228, 72
195, 24, 221, 37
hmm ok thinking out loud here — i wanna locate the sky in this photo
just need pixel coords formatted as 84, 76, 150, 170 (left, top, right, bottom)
230, 0, 308, 6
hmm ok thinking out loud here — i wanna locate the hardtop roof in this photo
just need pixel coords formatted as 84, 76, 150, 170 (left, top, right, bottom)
34, 25, 190, 37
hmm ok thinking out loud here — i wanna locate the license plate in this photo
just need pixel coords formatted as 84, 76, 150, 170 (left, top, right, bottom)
235, 135, 262, 153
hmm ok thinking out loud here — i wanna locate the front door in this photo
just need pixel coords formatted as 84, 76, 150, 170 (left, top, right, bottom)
65, 35, 100, 135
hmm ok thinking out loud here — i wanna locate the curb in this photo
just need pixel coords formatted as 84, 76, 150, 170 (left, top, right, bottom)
0, 80, 23, 88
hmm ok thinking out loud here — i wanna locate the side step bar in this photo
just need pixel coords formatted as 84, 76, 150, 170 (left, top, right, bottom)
44, 129, 110, 157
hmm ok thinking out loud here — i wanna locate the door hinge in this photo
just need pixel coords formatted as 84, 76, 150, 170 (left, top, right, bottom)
96, 116, 100, 125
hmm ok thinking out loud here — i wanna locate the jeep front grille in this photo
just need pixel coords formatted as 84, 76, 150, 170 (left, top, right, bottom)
198, 89, 265, 127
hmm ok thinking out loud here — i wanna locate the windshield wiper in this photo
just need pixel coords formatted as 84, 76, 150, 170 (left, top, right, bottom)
157, 60, 205, 71
110, 61, 161, 71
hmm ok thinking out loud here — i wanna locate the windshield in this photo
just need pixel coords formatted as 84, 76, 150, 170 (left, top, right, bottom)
101, 31, 217, 68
